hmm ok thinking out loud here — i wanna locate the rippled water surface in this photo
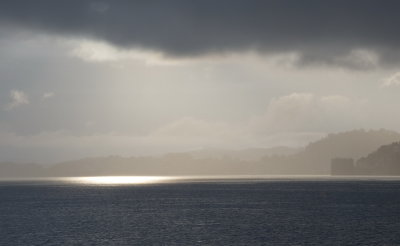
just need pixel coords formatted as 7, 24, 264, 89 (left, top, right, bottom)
1, 177, 400, 245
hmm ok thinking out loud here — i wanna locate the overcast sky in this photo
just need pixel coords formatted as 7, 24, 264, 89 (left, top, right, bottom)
1, 0, 400, 163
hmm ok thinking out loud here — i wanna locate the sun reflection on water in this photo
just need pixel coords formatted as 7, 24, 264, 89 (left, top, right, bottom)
69, 176, 174, 185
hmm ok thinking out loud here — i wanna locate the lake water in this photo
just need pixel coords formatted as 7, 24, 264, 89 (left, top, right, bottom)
1, 176, 400, 245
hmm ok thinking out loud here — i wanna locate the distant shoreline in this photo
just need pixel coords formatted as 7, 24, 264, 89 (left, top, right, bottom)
2, 175, 400, 183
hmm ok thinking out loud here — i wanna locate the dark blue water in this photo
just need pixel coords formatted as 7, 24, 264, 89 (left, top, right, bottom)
1, 179, 400, 245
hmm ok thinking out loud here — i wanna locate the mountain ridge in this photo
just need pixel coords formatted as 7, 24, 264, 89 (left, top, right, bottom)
1, 129, 400, 177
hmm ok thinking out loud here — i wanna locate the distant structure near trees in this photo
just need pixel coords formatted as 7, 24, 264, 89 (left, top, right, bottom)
331, 142, 400, 176
331, 158, 354, 175
356, 142, 400, 175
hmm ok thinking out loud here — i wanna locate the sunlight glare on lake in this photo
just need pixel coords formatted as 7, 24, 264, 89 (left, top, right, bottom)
71, 176, 174, 185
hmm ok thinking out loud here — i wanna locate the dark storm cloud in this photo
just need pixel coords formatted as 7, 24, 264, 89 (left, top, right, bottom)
1, 0, 400, 67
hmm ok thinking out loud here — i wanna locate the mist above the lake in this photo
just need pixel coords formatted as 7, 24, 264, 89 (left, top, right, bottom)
1, 1, 400, 168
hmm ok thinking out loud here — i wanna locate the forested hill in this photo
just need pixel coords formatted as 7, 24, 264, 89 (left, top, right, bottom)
261, 129, 400, 174
356, 142, 400, 175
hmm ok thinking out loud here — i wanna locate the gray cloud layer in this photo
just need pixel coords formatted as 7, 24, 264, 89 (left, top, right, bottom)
1, 0, 400, 68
